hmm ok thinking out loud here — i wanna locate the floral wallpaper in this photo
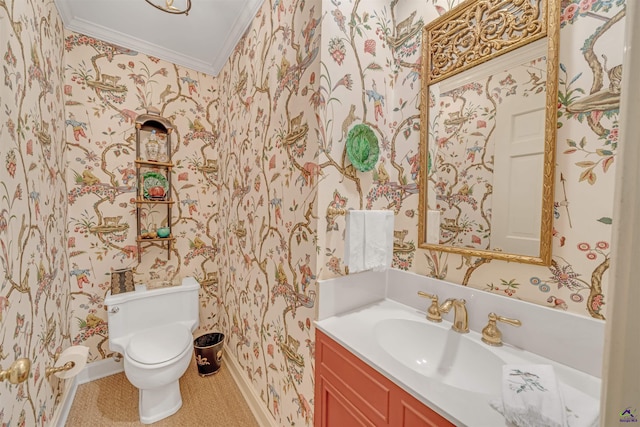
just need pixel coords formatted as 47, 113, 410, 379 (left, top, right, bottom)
318, 0, 625, 322
63, 0, 321, 425
209, 2, 321, 424
63, 34, 221, 360
0, 0, 71, 425
0, 0, 627, 425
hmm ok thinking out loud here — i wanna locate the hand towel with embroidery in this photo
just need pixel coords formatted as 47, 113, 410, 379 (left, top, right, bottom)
500, 364, 567, 427
560, 381, 599, 427
488, 364, 600, 427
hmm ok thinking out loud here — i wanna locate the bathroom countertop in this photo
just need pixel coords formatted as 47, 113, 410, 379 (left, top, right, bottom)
315, 298, 601, 426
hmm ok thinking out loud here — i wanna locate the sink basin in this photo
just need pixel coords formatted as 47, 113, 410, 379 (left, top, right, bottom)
374, 318, 504, 395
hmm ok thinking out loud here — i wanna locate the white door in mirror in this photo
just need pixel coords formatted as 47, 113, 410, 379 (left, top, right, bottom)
492, 83, 546, 256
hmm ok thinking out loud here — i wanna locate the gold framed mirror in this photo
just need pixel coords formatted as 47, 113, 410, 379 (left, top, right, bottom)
418, 0, 559, 265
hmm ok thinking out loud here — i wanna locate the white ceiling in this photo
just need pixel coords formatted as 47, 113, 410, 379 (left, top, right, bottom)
55, 0, 264, 76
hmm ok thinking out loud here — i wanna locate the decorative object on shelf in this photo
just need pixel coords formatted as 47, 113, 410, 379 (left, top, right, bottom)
157, 226, 171, 238
142, 171, 168, 200
145, 129, 160, 161
135, 109, 174, 262
111, 268, 135, 294
158, 144, 169, 163
144, 0, 191, 15
140, 229, 158, 239
346, 124, 379, 172
140, 218, 158, 238
147, 219, 158, 234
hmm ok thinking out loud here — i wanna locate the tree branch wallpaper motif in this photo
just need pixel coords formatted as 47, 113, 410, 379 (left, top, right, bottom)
318, 0, 624, 323
0, 0, 627, 425
0, 1, 70, 425
63, 1, 321, 424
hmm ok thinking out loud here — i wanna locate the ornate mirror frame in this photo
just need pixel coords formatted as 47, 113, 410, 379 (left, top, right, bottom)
418, 0, 560, 265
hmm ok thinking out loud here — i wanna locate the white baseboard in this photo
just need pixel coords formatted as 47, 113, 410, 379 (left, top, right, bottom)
52, 357, 124, 426
223, 345, 277, 427
76, 356, 124, 384
51, 376, 78, 427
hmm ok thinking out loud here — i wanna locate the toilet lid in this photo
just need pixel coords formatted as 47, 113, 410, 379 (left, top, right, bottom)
127, 323, 191, 365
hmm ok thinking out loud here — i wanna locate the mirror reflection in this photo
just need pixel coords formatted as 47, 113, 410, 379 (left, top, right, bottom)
427, 41, 547, 255
419, 0, 559, 265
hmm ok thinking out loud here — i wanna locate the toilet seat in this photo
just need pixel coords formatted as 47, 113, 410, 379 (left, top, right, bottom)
127, 323, 191, 365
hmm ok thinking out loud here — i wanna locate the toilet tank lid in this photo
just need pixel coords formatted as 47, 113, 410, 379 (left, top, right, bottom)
127, 323, 191, 365
105, 277, 200, 305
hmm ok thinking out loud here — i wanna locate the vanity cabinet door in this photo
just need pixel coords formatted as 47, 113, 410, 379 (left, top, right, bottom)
315, 330, 454, 427
316, 375, 375, 427
315, 330, 391, 426
393, 394, 452, 427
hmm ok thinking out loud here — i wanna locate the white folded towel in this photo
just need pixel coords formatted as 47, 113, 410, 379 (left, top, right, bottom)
501, 364, 567, 427
558, 382, 599, 427
344, 210, 394, 273
364, 210, 394, 271
489, 365, 600, 427
344, 210, 365, 272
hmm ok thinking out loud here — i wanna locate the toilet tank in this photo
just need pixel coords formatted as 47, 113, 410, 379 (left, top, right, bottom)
105, 276, 200, 354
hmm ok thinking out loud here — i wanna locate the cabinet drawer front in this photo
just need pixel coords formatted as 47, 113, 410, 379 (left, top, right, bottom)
317, 331, 391, 424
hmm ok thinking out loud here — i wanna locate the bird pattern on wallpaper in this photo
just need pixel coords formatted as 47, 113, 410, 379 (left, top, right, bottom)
1, 1, 70, 425
319, 0, 622, 322
0, 0, 626, 425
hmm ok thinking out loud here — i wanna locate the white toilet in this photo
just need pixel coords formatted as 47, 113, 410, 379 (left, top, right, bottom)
105, 276, 200, 424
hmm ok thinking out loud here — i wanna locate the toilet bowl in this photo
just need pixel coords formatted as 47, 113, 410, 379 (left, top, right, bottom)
124, 323, 193, 423
105, 277, 200, 424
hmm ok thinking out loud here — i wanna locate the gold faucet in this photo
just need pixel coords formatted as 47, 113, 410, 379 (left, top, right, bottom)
418, 292, 468, 333
439, 298, 469, 333
481, 312, 521, 346
417, 291, 442, 322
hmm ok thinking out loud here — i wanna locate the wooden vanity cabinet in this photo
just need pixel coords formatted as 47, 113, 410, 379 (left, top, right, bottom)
315, 330, 454, 427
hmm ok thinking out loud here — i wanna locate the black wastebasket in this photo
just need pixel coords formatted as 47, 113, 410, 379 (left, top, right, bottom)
194, 332, 225, 376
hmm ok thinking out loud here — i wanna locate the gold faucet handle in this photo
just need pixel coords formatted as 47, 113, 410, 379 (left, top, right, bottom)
493, 313, 521, 327
417, 291, 436, 300
481, 312, 521, 346
417, 291, 442, 322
